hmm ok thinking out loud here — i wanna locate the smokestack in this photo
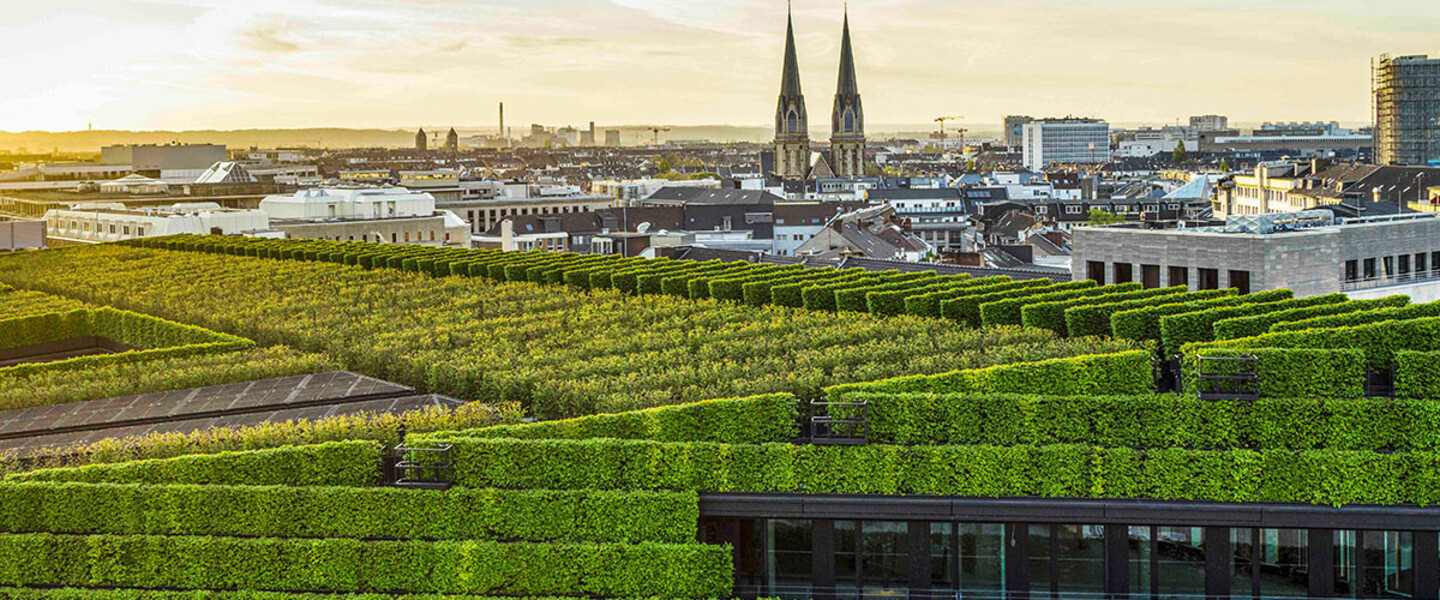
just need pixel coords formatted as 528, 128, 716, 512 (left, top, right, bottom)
499, 102, 505, 146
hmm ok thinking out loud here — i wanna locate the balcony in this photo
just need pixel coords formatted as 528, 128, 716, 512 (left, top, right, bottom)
1341, 268, 1440, 292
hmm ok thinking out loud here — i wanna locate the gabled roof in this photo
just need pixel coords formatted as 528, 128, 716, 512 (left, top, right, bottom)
194, 162, 258, 185
642, 187, 780, 206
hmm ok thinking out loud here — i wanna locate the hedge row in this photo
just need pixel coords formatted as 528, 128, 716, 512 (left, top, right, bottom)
1159, 293, 1349, 357
0, 533, 731, 598
742, 267, 856, 307
1064, 289, 1236, 339
854, 391, 1440, 450
866, 276, 1004, 317
1180, 347, 1366, 399
0, 283, 91, 321
822, 350, 1155, 401
1110, 290, 1293, 347
0, 482, 695, 544
0, 590, 656, 600
432, 393, 799, 444
981, 283, 1140, 327
1397, 350, 1440, 400
1203, 316, 1440, 371
1269, 300, 1440, 333
942, 281, 1097, 326
905, 279, 1046, 319
429, 436, 1440, 506
1212, 295, 1411, 341
800, 271, 928, 311
834, 273, 962, 314
0, 308, 254, 380
8, 441, 382, 487
1021, 286, 1185, 336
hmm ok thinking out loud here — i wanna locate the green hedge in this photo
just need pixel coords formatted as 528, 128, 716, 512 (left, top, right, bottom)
0, 589, 673, 600
0, 533, 731, 598
432, 436, 1440, 506
864, 277, 1001, 317
433, 393, 798, 444
1064, 289, 1236, 339
822, 350, 1154, 401
1397, 350, 1440, 399
801, 271, 921, 312
0, 308, 254, 380
941, 281, 1085, 326
1207, 316, 1440, 371
1270, 300, 1440, 333
831, 273, 944, 313
8, 441, 381, 487
980, 283, 1138, 327
742, 268, 848, 306
0, 482, 695, 543
1179, 347, 1366, 399
1021, 286, 1185, 336
857, 391, 1440, 451
1110, 290, 1293, 346
1158, 293, 1344, 356
905, 279, 1044, 319
1212, 295, 1411, 340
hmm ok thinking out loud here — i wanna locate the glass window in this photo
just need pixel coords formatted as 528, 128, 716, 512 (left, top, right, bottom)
1417, 253, 1428, 274
1345, 260, 1360, 282
933, 523, 1006, 597
1365, 259, 1378, 279
1156, 527, 1206, 599
767, 519, 812, 598
1055, 525, 1106, 597
1335, 530, 1414, 599
1400, 255, 1412, 275
837, 521, 909, 600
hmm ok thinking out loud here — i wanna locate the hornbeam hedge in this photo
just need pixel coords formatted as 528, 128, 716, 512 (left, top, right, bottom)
866, 276, 1006, 316
855, 392, 1440, 451
0, 533, 732, 598
1269, 300, 1440, 333
943, 281, 1098, 326
1110, 290, 1293, 347
1021, 286, 1185, 335
9, 441, 382, 487
0, 482, 696, 543
0, 283, 89, 320
1063, 289, 1236, 339
1158, 293, 1350, 356
1397, 350, 1440, 399
421, 435, 1440, 506
822, 350, 1155, 401
0, 308, 254, 380
905, 279, 1047, 319
1201, 316, 1440, 371
1179, 347, 1366, 399
432, 393, 799, 444
1212, 295, 1411, 340
0, 244, 1136, 418
980, 283, 1139, 327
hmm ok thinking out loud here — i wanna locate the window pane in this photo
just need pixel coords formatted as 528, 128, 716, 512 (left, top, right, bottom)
1130, 526, 1154, 597
1056, 524, 1106, 598
861, 521, 909, 598
1363, 530, 1412, 599
1258, 529, 1308, 599
1029, 525, 1053, 594
960, 523, 1006, 598
767, 519, 812, 598
1156, 526, 1205, 600
932, 523, 957, 592
1233, 528, 1256, 598
837, 520, 858, 599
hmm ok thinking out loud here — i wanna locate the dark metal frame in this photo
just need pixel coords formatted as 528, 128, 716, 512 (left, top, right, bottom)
392, 443, 454, 490
1193, 354, 1260, 400
810, 398, 868, 446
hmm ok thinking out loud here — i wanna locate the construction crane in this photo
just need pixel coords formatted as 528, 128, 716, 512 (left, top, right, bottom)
648, 127, 672, 146
933, 116, 962, 139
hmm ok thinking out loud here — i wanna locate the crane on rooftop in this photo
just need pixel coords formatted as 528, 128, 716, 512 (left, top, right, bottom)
649, 127, 671, 146
934, 116, 962, 139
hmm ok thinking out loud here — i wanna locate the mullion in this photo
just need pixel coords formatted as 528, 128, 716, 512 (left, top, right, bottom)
1251, 528, 1261, 600
1150, 526, 1159, 600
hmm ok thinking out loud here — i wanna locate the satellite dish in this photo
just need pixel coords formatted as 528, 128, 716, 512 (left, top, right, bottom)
636, 222, 652, 234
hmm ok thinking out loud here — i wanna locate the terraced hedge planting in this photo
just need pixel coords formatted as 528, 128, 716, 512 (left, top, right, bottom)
1269, 300, 1440, 333
1110, 290, 1293, 347
432, 393, 799, 444
0, 308, 254, 379
1158, 293, 1349, 356
0, 283, 90, 320
424, 435, 1440, 506
1397, 350, 1440, 399
942, 281, 1098, 326
905, 279, 1047, 319
1021, 286, 1185, 335
1212, 295, 1411, 340
1180, 347, 1366, 399
0, 244, 1135, 418
856, 392, 1440, 450
822, 350, 1155, 401
0, 533, 731, 598
0, 482, 696, 543
981, 283, 1139, 327
1202, 316, 1440, 371
1064, 289, 1236, 339
9, 441, 382, 487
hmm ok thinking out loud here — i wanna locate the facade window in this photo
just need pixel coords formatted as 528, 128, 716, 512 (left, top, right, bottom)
1334, 530, 1413, 599
392, 233, 398, 243
1383, 256, 1395, 278
1086, 261, 1106, 284
1418, 253, 1429, 275
1129, 526, 1206, 599
1229, 270, 1252, 295
1030, 524, 1106, 597
1364, 259, 1377, 279
1233, 528, 1309, 599
931, 523, 1005, 596
1066, 205, 1083, 215
1141, 264, 1161, 289
1401, 255, 1412, 275
1114, 263, 1133, 284
1345, 260, 1360, 282
837, 521, 910, 598
1199, 268, 1220, 290
136, 228, 144, 236
404, 232, 410, 242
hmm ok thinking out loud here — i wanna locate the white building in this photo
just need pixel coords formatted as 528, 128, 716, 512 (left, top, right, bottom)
260, 187, 437, 221
1022, 118, 1112, 170
44, 203, 270, 244
99, 174, 169, 195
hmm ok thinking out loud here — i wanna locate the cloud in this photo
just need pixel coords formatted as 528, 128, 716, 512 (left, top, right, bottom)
237, 15, 304, 54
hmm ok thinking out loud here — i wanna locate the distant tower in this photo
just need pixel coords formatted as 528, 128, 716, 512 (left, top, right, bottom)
499, 102, 506, 146
773, 5, 810, 180
830, 7, 865, 178
446, 127, 459, 151
415, 128, 427, 151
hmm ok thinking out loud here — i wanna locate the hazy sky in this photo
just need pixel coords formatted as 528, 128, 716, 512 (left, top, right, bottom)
2, 0, 1437, 133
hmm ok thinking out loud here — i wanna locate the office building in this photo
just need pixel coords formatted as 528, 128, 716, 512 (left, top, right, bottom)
1375, 54, 1440, 166
43, 203, 269, 244
99, 144, 227, 174
1189, 114, 1230, 133
1022, 118, 1111, 170
1004, 115, 1033, 148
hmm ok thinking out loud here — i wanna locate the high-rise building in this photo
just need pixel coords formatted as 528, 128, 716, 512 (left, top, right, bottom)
1189, 115, 1230, 133
829, 9, 865, 178
1022, 118, 1111, 170
415, 128, 427, 151
1375, 54, 1440, 166
1004, 116, 1033, 149
773, 6, 810, 180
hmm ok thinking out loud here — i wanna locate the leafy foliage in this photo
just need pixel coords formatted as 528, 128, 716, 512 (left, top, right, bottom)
1110, 290, 1292, 347
9, 441, 382, 487
1212, 295, 1411, 340
822, 351, 1155, 401
0, 308, 254, 380
433, 393, 799, 444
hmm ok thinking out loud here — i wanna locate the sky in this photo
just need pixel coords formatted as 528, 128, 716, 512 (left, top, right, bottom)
2, 0, 1438, 133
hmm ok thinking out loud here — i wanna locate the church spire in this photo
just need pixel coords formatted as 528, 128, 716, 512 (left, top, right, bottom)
773, 2, 811, 179
835, 6, 858, 99
780, 3, 803, 99
830, 4, 866, 178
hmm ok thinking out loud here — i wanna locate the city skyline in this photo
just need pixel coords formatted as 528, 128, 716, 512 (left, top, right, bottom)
2, 0, 1438, 133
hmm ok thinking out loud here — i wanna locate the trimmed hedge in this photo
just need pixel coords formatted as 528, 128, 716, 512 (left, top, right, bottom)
857, 391, 1440, 451
430, 436, 1440, 506
1157, 293, 1344, 356
1270, 300, 1440, 333
941, 281, 1096, 326
0, 590, 666, 600
870, 276, 1005, 318
8, 441, 382, 487
0, 308, 254, 380
1212, 295, 1411, 340
1397, 350, 1440, 400
1021, 286, 1184, 336
830, 273, 944, 313
0, 482, 696, 543
1180, 347, 1366, 399
1110, 290, 1293, 346
433, 393, 799, 444
1064, 289, 1236, 339
800, 271, 924, 312
980, 283, 1139, 327
1206, 316, 1440, 371
0, 533, 732, 598
822, 350, 1155, 401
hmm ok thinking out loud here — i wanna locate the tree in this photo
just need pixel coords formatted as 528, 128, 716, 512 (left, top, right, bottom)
656, 156, 672, 175
1087, 209, 1125, 226
1172, 141, 1188, 164
1219, 159, 1231, 173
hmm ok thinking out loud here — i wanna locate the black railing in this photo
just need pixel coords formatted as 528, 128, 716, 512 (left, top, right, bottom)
1193, 354, 1260, 400
391, 443, 454, 490
810, 399, 868, 446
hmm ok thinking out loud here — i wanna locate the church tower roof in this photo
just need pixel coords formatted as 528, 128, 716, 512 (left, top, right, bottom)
835, 8, 858, 98
780, 6, 803, 99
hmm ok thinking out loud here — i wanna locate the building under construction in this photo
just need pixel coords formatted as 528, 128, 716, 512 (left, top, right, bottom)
1374, 54, 1440, 166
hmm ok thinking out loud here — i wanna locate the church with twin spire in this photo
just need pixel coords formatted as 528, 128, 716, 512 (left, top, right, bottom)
773, 5, 866, 180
